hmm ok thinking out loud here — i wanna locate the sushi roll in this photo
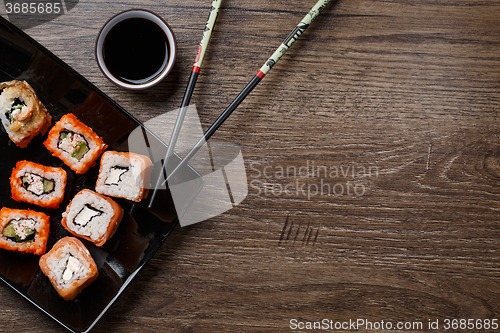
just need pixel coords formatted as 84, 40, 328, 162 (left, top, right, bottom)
61, 189, 123, 247
0, 207, 50, 255
39, 237, 98, 301
43, 113, 107, 174
95, 151, 152, 202
10, 160, 67, 209
0, 80, 52, 148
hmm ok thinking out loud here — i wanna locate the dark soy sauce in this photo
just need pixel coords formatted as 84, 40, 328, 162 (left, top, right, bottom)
103, 18, 169, 85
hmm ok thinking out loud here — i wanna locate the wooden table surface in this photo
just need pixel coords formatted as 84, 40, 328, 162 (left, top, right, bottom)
1, 0, 500, 332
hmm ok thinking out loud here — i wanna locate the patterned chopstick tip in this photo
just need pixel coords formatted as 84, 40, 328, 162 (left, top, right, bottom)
192, 0, 222, 69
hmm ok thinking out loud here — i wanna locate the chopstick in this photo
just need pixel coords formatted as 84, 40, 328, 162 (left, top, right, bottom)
160, 0, 332, 186
149, 0, 222, 207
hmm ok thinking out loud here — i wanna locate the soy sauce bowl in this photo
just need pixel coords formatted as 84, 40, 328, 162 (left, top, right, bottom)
95, 9, 177, 90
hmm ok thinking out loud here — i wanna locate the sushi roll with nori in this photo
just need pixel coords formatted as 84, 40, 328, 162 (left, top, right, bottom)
61, 189, 123, 247
10, 160, 67, 209
0, 80, 52, 148
39, 236, 98, 301
95, 151, 152, 202
0, 207, 50, 255
43, 113, 107, 174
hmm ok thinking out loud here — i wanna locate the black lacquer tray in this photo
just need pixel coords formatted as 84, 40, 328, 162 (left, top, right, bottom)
0, 16, 202, 332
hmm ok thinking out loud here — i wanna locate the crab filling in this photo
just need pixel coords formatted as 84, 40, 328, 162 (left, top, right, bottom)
21, 173, 55, 195
62, 255, 81, 281
2, 218, 36, 242
5, 97, 26, 124
104, 166, 129, 186
74, 204, 103, 227
58, 130, 89, 161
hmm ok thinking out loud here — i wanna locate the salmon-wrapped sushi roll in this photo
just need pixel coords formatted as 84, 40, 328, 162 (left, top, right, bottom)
61, 189, 123, 247
0, 207, 50, 255
43, 113, 107, 174
10, 160, 67, 209
39, 237, 98, 301
95, 151, 152, 202
0, 80, 52, 148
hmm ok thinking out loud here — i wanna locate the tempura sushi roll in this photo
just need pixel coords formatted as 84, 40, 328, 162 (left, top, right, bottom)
0, 207, 50, 255
43, 113, 107, 174
95, 151, 152, 202
39, 237, 98, 301
61, 189, 123, 247
10, 160, 67, 209
0, 80, 52, 148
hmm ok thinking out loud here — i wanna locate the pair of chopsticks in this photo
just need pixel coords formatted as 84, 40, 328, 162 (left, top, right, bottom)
149, 0, 332, 208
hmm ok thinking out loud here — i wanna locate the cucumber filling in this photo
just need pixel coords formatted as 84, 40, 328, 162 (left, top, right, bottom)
58, 130, 89, 161
21, 173, 55, 196
71, 141, 89, 160
2, 218, 36, 242
5, 97, 26, 124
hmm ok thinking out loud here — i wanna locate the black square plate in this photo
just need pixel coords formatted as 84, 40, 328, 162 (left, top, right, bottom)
0, 16, 202, 333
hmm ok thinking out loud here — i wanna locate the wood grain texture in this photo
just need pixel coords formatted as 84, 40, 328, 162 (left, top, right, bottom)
1, 0, 500, 332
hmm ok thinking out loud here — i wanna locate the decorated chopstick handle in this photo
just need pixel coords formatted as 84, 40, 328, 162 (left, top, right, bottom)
164, 0, 332, 183
193, 0, 222, 73
256, 0, 331, 79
